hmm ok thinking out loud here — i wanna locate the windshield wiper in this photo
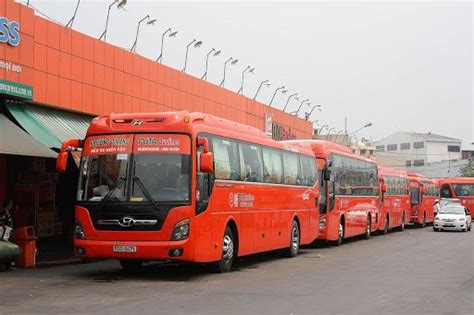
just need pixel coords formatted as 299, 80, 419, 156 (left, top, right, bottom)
96, 176, 126, 211
132, 176, 161, 212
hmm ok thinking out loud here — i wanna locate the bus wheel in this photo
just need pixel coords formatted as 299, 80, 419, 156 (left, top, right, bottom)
383, 215, 389, 235
336, 221, 344, 246
119, 260, 143, 272
365, 215, 371, 239
400, 214, 405, 231
287, 220, 300, 257
210, 226, 235, 273
421, 213, 426, 228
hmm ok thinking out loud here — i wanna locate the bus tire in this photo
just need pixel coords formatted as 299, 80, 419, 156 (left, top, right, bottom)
336, 219, 344, 246
210, 226, 235, 273
287, 220, 300, 258
365, 214, 371, 239
383, 215, 389, 235
421, 213, 426, 228
119, 260, 143, 272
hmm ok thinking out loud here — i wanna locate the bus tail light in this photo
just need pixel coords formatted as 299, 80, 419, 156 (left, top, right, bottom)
171, 219, 190, 241
319, 217, 326, 229
74, 221, 86, 239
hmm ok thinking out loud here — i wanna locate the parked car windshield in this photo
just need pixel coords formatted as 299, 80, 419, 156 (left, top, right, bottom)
439, 206, 465, 215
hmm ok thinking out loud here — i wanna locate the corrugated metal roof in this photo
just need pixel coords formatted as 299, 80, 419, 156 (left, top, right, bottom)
26, 105, 92, 143
6, 102, 92, 149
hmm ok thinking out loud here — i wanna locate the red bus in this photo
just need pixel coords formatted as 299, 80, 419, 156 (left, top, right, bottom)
377, 167, 410, 233
439, 177, 474, 218
286, 140, 379, 245
56, 111, 319, 272
408, 173, 439, 227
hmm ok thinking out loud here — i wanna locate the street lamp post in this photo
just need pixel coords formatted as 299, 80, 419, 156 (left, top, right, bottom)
291, 99, 309, 114
237, 66, 255, 94
305, 104, 322, 120
130, 15, 156, 52
335, 130, 344, 143
219, 57, 238, 87
317, 124, 329, 135
65, 0, 81, 28
182, 39, 203, 73
99, 0, 127, 41
253, 80, 270, 100
282, 93, 298, 112
201, 48, 221, 80
349, 122, 373, 135
156, 28, 178, 63
269, 86, 286, 106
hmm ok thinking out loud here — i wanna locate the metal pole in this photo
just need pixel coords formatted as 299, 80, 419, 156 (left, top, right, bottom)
201, 48, 215, 80
220, 58, 232, 87
182, 39, 195, 72
254, 80, 268, 100
156, 28, 171, 63
99, 1, 115, 41
66, 0, 81, 28
269, 87, 284, 106
283, 93, 297, 112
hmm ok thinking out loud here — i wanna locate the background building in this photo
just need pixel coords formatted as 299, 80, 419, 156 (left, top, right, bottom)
373, 132, 462, 168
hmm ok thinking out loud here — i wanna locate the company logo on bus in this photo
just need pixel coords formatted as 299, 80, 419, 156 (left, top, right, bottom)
131, 119, 145, 127
118, 217, 136, 227
0, 17, 20, 47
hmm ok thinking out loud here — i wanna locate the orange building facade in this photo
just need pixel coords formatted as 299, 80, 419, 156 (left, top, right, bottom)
0, 0, 311, 137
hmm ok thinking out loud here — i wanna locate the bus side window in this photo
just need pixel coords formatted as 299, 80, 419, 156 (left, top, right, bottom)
440, 184, 452, 198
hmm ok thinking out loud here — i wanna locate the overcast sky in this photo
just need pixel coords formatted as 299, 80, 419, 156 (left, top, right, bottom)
26, 0, 473, 148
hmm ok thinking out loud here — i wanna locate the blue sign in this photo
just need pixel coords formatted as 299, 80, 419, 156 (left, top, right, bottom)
0, 17, 20, 47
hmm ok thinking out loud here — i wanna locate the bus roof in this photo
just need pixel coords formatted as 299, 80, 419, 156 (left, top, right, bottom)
87, 111, 268, 138
84, 111, 314, 157
439, 177, 474, 184
378, 166, 408, 178
284, 139, 375, 163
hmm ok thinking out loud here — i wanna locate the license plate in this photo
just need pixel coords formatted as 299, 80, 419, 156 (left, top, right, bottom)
113, 245, 137, 253
443, 225, 455, 227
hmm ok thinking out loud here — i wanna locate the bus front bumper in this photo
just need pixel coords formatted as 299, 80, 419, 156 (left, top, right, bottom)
74, 239, 192, 261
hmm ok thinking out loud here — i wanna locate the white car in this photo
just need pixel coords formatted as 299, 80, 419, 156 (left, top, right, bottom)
433, 206, 472, 232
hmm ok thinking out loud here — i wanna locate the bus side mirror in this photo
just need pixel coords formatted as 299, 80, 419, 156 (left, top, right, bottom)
381, 184, 387, 193
197, 137, 210, 153
56, 151, 68, 173
421, 186, 426, 194
197, 137, 213, 173
56, 138, 82, 173
200, 152, 214, 173
323, 169, 331, 181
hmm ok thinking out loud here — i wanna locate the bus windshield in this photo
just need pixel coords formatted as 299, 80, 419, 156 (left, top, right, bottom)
453, 184, 474, 197
77, 133, 191, 204
132, 153, 190, 202
77, 153, 191, 203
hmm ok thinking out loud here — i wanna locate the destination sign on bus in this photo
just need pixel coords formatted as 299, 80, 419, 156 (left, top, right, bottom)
134, 134, 191, 154
83, 134, 134, 156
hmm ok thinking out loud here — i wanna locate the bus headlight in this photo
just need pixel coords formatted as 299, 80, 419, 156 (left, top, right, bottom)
171, 219, 190, 241
74, 221, 86, 239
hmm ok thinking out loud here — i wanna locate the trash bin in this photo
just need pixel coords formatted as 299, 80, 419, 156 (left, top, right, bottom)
11, 226, 38, 268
